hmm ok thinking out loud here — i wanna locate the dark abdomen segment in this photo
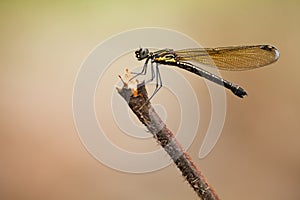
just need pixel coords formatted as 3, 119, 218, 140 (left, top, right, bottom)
174, 61, 247, 98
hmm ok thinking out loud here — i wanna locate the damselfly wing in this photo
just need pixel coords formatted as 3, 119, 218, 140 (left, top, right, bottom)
174, 45, 279, 70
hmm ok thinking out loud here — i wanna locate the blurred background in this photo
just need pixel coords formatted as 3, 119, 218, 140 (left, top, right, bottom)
1, 0, 300, 199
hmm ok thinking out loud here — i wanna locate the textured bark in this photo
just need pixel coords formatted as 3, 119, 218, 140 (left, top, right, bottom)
117, 81, 220, 200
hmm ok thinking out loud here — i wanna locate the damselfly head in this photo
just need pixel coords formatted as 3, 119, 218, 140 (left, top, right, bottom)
135, 48, 149, 61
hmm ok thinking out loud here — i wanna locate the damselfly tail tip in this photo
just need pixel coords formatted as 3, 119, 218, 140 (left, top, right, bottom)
231, 86, 247, 98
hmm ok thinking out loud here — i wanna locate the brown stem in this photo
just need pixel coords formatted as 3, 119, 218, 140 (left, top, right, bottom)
117, 81, 220, 200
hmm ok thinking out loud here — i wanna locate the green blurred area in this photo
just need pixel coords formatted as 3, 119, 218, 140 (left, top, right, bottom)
1, 1, 300, 200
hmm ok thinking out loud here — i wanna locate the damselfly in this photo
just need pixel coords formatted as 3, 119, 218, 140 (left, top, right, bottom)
132, 45, 279, 99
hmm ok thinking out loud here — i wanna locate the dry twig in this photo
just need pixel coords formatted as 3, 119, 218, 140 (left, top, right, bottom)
117, 75, 220, 200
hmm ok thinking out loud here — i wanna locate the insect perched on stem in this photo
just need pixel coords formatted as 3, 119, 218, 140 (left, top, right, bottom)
131, 45, 279, 100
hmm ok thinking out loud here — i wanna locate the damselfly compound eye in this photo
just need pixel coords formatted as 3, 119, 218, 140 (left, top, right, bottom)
135, 48, 149, 60
140, 48, 149, 58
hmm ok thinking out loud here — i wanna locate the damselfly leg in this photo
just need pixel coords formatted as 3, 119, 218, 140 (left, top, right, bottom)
130, 57, 150, 78
130, 60, 163, 102
147, 63, 162, 102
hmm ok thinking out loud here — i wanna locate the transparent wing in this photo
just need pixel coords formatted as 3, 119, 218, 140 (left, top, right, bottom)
175, 45, 280, 71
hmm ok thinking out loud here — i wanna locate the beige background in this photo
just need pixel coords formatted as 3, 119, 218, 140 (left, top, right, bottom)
1, 0, 300, 199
